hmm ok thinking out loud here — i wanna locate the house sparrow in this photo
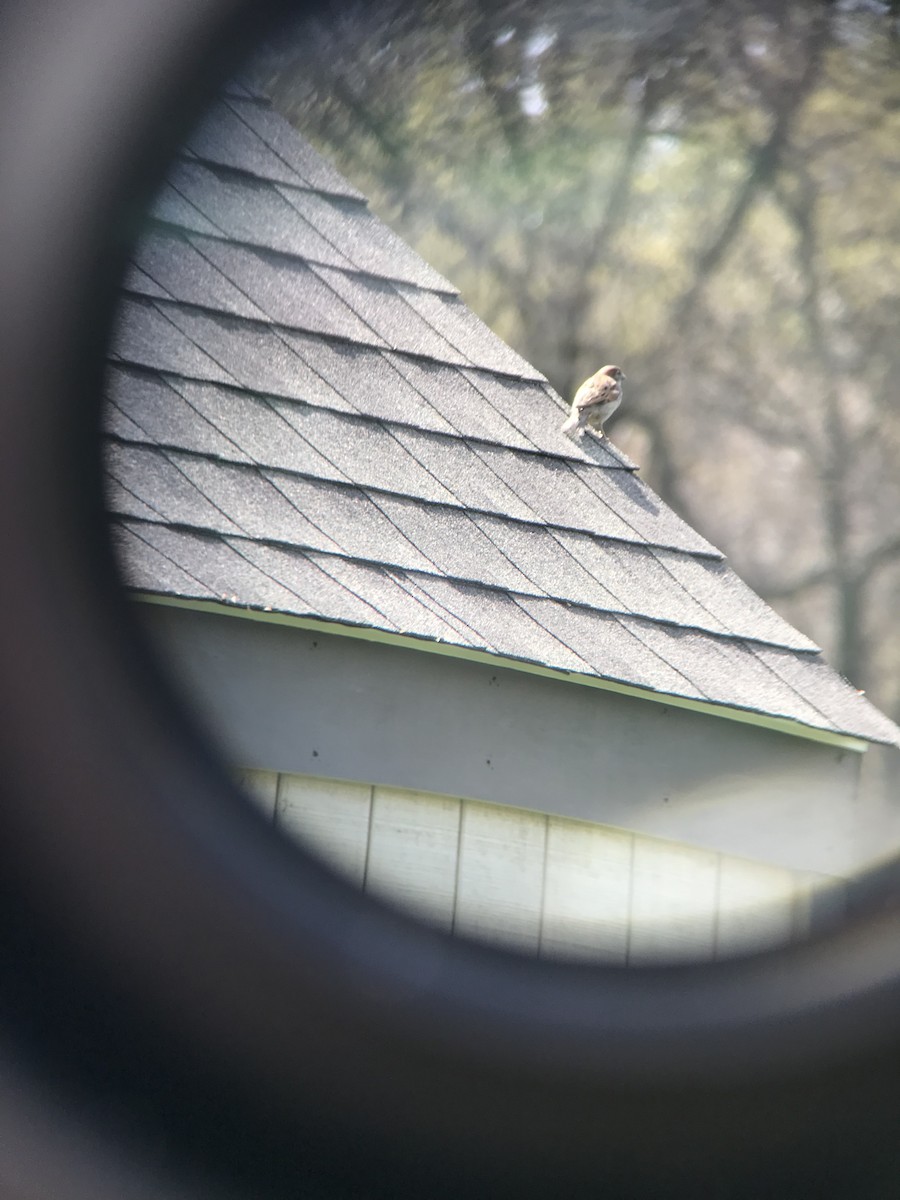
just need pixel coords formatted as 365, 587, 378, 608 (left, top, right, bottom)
561, 364, 625, 439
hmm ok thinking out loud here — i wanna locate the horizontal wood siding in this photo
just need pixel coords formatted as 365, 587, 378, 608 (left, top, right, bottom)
239, 768, 845, 963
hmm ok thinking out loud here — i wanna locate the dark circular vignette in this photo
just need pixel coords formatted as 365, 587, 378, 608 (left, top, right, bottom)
3, 2, 900, 1198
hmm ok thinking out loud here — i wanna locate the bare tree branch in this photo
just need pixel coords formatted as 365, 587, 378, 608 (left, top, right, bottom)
669, 7, 831, 337
555, 85, 659, 400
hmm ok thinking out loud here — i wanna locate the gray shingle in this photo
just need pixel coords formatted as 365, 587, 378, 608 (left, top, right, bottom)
409, 574, 590, 674
166, 381, 342, 479
384, 355, 534, 449
390, 427, 536, 520
652, 551, 819, 652
471, 444, 599, 527
168, 161, 354, 267
572, 464, 724, 558
122, 522, 304, 612
515, 596, 704, 699
186, 100, 308, 188
554, 534, 730, 634
170, 456, 343, 552
312, 557, 474, 646
225, 99, 367, 201
147, 181, 222, 236
261, 473, 436, 572
105, 444, 243, 535
111, 297, 236, 385
157, 303, 347, 403
269, 401, 457, 503
278, 187, 455, 292
104, 474, 161, 523
623, 621, 832, 730
111, 521, 216, 600
398, 288, 543, 378
282, 336, 454, 431
103, 402, 148, 444
754, 647, 900, 746
191, 237, 381, 342
104, 368, 253, 461
311, 267, 463, 362
386, 571, 487, 645
229, 538, 392, 627
130, 230, 267, 320
470, 515, 621, 610
591, 438, 640, 471
122, 263, 170, 300
473, 443, 638, 540
373, 495, 534, 592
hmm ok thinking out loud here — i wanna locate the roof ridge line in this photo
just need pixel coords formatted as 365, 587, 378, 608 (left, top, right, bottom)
222, 84, 271, 106
308, 257, 458, 297
221, 95, 364, 207
111, 514, 817, 655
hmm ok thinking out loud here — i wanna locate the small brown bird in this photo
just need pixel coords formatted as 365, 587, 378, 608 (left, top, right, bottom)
561, 364, 625, 439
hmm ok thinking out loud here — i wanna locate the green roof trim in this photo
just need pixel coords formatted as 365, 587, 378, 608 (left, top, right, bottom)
133, 593, 869, 754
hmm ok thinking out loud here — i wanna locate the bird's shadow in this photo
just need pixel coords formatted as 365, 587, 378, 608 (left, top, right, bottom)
578, 429, 643, 472
612, 466, 660, 514
575, 432, 660, 516
577, 433, 622, 466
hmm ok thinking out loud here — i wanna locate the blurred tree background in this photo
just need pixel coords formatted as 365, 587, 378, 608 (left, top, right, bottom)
255, 0, 900, 723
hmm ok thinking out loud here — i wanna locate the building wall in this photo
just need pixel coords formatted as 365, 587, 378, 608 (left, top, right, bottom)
139, 603, 869, 876
239, 767, 843, 963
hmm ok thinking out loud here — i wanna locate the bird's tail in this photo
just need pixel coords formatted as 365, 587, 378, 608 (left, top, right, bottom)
560, 412, 581, 437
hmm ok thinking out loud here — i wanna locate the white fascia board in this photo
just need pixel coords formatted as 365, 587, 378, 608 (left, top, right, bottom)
131, 593, 869, 754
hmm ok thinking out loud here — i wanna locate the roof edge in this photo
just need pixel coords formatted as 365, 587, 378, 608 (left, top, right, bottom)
132, 593, 871, 754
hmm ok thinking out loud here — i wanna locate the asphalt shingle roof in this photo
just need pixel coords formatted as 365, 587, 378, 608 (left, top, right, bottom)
103, 88, 900, 749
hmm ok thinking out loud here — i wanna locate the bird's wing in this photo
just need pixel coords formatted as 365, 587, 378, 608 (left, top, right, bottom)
573, 374, 617, 411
